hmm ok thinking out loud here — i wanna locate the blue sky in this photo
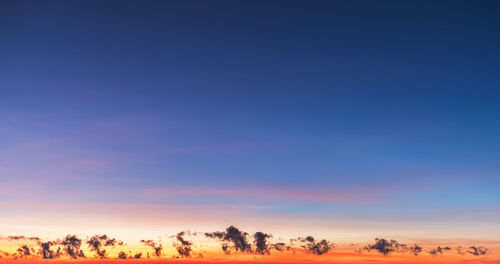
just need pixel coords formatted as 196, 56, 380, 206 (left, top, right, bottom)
0, 0, 499, 243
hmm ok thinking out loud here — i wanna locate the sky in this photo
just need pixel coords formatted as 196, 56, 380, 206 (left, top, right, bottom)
0, 0, 499, 263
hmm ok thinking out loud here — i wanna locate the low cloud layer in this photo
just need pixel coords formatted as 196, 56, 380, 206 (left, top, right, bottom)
359, 238, 487, 258
0, 231, 490, 260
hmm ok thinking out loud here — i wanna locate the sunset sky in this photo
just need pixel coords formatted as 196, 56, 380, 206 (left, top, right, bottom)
0, 0, 499, 263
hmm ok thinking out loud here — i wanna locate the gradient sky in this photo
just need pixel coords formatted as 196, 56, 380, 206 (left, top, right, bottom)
1, 0, 500, 262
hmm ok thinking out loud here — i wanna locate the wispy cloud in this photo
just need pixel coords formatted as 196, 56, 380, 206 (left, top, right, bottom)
142, 185, 395, 204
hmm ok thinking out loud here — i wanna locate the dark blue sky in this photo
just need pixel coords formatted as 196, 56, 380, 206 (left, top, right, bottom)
0, 0, 499, 240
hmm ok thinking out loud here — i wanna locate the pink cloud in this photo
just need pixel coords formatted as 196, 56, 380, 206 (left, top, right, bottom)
0, 138, 117, 181
141, 185, 396, 204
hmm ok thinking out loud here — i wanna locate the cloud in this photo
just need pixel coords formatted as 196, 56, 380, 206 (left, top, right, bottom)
86, 235, 124, 258
117, 250, 143, 259
428, 246, 451, 256
143, 185, 393, 204
118, 251, 127, 259
205, 226, 252, 254
8, 235, 85, 259
174, 231, 193, 258
467, 246, 488, 256
140, 239, 162, 257
60, 235, 85, 259
15, 245, 33, 259
38, 241, 60, 259
407, 244, 423, 256
361, 238, 426, 256
0, 231, 491, 260
6, 236, 41, 242
271, 242, 290, 252
363, 238, 405, 256
253, 232, 272, 255
292, 236, 334, 255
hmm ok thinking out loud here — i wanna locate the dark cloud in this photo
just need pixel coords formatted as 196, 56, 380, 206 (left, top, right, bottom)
271, 242, 290, 252
293, 236, 334, 255
16, 245, 32, 259
363, 238, 406, 256
0, 231, 489, 260
205, 226, 251, 254
175, 232, 192, 257
6, 236, 85, 260
407, 244, 423, 256
105, 238, 124, 247
38, 241, 60, 259
118, 251, 127, 259
467, 246, 488, 256
60, 235, 85, 259
428, 246, 451, 256
359, 240, 423, 256
205, 231, 224, 240
7, 236, 41, 242
125, 250, 143, 259
176, 232, 192, 246
8, 236, 26, 240
86, 235, 124, 258
253, 232, 271, 255
140, 239, 162, 257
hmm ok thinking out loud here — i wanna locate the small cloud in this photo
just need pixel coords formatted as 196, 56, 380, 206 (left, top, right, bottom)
292, 236, 334, 255
86, 235, 124, 258
363, 238, 405, 256
38, 241, 60, 259
428, 246, 451, 256
467, 246, 488, 256
205, 226, 252, 254
7, 236, 41, 242
407, 244, 423, 256
253, 232, 272, 255
140, 239, 162, 257
175, 231, 193, 258
118, 251, 127, 259
15, 245, 33, 259
60, 235, 85, 259
271, 242, 290, 252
